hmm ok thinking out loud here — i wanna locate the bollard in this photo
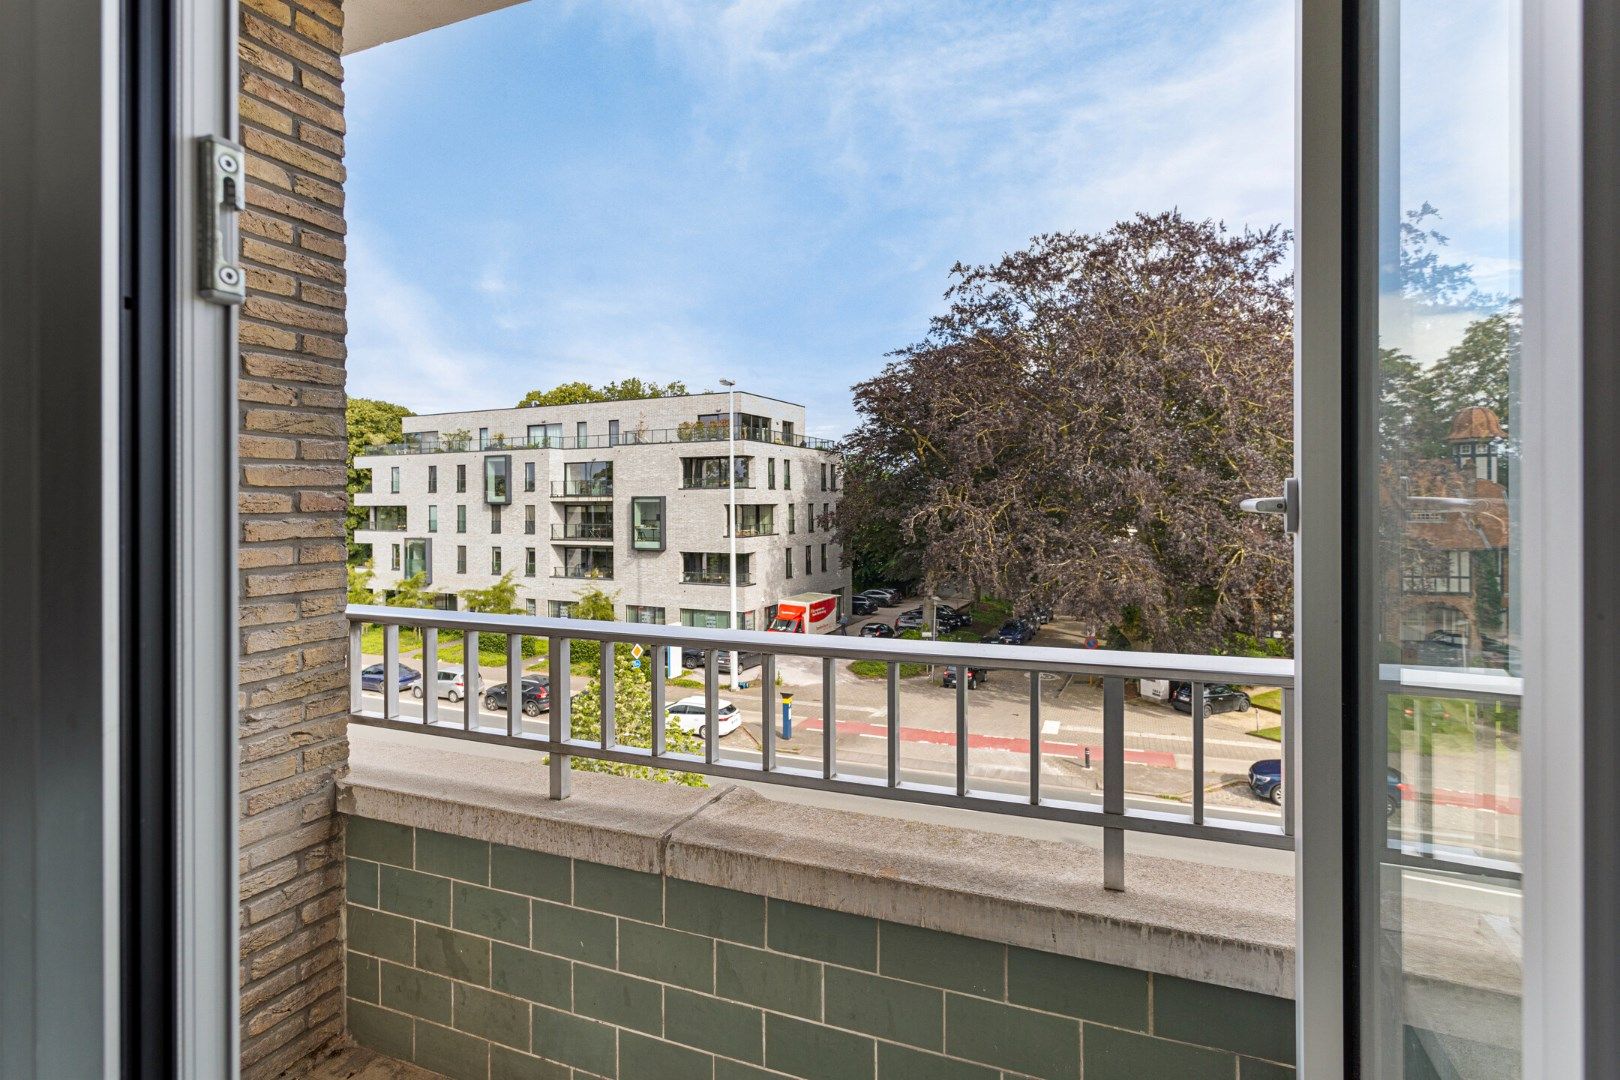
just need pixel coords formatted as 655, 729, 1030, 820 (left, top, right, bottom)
1084, 746, 1092, 769
780, 692, 794, 739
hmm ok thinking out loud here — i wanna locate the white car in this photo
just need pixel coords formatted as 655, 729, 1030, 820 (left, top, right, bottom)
665, 695, 741, 739
412, 665, 479, 703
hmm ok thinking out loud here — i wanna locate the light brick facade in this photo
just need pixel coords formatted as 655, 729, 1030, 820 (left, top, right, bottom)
236, 0, 351, 1075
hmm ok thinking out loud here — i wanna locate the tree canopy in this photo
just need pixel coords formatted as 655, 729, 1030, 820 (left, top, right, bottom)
835, 211, 1294, 652
459, 572, 522, 615
516, 379, 689, 409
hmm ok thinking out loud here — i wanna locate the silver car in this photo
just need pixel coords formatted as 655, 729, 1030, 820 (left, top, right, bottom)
412, 665, 480, 702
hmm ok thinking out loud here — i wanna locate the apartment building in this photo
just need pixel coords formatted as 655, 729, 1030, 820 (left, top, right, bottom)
353, 391, 850, 629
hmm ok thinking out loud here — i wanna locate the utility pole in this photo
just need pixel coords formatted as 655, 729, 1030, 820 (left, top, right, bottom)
720, 379, 740, 690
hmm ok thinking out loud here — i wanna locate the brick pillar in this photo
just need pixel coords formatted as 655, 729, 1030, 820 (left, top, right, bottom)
235, 1, 350, 1076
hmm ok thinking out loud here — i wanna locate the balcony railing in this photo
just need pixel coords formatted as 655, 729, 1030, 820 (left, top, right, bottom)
363, 427, 840, 457
681, 480, 756, 490
552, 523, 613, 541
552, 565, 613, 580
681, 571, 755, 586
346, 606, 1304, 891
550, 480, 613, 499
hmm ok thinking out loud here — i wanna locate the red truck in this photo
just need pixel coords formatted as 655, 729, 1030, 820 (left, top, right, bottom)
768, 592, 840, 635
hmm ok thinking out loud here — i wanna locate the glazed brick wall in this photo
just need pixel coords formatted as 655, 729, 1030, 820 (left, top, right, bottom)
342, 815, 1298, 1080
235, 0, 351, 1076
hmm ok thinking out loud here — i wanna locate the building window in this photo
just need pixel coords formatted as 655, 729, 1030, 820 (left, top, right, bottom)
1401, 549, 1473, 594
785, 547, 793, 579
491, 548, 502, 574
528, 423, 562, 448
389, 466, 400, 494
680, 609, 731, 630
821, 544, 828, 573
404, 539, 430, 582
484, 455, 511, 504
683, 552, 751, 585
784, 459, 791, 489
608, 419, 620, 446
768, 458, 776, 489
561, 460, 612, 497
524, 461, 535, 492
805, 545, 812, 574
631, 496, 666, 551
820, 463, 827, 491
391, 544, 401, 571
428, 465, 438, 493
456, 505, 467, 533
478, 426, 490, 449
557, 547, 613, 579
822, 503, 830, 528
576, 421, 588, 446
788, 504, 796, 534
681, 456, 751, 488
456, 545, 467, 574
491, 507, 502, 534
525, 599, 537, 616
562, 506, 612, 540
456, 464, 467, 493
525, 548, 536, 577
548, 600, 578, 619
627, 605, 666, 624
427, 505, 438, 533
734, 505, 773, 537
525, 504, 536, 535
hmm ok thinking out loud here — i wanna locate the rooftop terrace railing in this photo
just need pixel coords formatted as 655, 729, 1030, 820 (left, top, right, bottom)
359, 426, 842, 457
346, 605, 1297, 891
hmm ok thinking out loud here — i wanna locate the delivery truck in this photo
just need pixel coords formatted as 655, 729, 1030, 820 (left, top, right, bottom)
768, 592, 840, 635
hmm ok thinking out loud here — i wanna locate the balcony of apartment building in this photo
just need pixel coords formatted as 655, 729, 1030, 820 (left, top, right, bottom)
550, 521, 614, 544
681, 552, 756, 586
553, 548, 615, 581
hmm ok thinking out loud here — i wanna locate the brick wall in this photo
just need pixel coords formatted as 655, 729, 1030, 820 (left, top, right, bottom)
342, 814, 1298, 1080
236, 0, 351, 1076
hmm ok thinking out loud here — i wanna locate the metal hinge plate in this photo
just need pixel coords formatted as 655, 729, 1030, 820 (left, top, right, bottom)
197, 136, 245, 305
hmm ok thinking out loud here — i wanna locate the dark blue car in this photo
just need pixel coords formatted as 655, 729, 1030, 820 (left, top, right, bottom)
360, 662, 421, 694
1248, 759, 1404, 816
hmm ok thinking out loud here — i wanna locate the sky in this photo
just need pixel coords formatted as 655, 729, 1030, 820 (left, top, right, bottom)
343, 0, 1518, 438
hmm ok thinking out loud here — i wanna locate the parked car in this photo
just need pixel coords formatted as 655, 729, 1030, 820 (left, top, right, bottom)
989, 620, 1036, 645
1249, 759, 1405, 816
1170, 683, 1252, 714
665, 695, 742, 738
1029, 608, 1053, 624
860, 622, 895, 639
412, 665, 479, 702
858, 587, 903, 607
850, 595, 878, 616
483, 676, 550, 716
360, 662, 421, 694
941, 665, 988, 690
937, 607, 973, 632
894, 610, 925, 632
681, 648, 763, 674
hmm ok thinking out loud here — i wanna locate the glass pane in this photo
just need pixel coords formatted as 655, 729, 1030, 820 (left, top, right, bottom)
1364, 1, 1522, 1074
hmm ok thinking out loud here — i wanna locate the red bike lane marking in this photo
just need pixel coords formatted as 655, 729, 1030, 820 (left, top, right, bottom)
791, 717, 1177, 768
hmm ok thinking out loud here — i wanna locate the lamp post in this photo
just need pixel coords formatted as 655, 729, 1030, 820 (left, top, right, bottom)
719, 379, 740, 690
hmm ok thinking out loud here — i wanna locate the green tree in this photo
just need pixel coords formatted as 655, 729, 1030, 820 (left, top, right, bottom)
459, 572, 522, 614
1474, 552, 1505, 635
346, 397, 414, 561
515, 379, 688, 409
385, 572, 433, 610
348, 560, 378, 605
567, 585, 618, 668
564, 649, 706, 786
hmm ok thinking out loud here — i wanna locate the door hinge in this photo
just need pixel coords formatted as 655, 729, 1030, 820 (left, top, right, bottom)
1240, 476, 1300, 533
197, 136, 245, 305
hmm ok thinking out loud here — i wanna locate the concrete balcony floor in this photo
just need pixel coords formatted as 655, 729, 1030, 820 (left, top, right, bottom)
301, 1045, 443, 1080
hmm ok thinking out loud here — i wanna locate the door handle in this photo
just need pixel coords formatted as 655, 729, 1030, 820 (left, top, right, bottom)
1241, 476, 1300, 533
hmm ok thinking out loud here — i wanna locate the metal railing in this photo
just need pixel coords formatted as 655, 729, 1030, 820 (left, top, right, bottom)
361, 426, 841, 456
551, 480, 613, 499
552, 565, 613, 580
681, 571, 756, 586
346, 605, 1296, 891
552, 523, 614, 541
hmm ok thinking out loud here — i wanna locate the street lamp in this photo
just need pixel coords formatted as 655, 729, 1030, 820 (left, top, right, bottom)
719, 379, 740, 690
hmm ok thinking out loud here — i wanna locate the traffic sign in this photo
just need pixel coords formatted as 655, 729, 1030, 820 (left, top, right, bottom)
631, 643, 644, 659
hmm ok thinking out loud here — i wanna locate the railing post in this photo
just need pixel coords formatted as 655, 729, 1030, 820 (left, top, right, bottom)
886, 663, 900, 788
1192, 681, 1206, 826
421, 626, 438, 726
464, 630, 480, 731
348, 619, 363, 715
506, 633, 523, 737
1028, 670, 1041, 805
600, 641, 616, 749
821, 655, 837, 780
650, 645, 666, 758
383, 623, 401, 720
1103, 675, 1125, 891
703, 649, 719, 765
548, 636, 571, 799
955, 664, 969, 797
1281, 686, 1296, 838
760, 654, 776, 772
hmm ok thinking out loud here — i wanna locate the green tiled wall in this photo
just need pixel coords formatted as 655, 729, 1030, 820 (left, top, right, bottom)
343, 813, 1294, 1080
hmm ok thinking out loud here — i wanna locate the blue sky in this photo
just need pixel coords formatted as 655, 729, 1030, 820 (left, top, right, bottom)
343, 0, 1516, 437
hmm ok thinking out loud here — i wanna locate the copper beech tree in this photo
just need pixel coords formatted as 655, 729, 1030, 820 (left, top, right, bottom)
837, 211, 1294, 653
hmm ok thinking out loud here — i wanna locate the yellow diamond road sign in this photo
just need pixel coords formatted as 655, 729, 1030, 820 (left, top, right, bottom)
630, 644, 643, 659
